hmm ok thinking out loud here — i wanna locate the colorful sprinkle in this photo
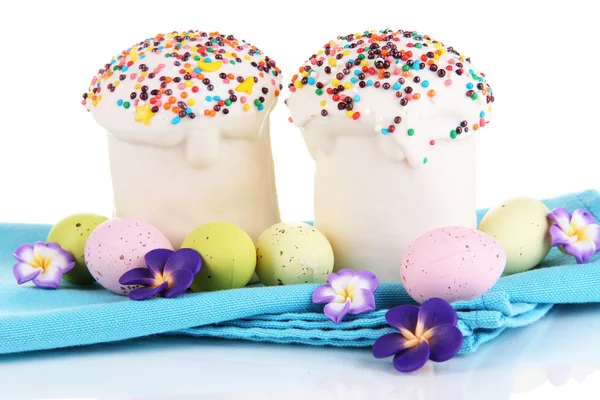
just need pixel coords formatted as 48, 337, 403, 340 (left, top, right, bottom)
83, 31, 282, 126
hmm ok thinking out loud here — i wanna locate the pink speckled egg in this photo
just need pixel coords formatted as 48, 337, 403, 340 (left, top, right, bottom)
84, 218, 173, 295
400, 226, 506, 303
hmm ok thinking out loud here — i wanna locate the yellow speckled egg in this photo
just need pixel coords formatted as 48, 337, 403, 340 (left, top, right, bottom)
47, 213, 109, 284
181, 222, 256, 292
478, 197, 551, 275
256, 222, 334, 286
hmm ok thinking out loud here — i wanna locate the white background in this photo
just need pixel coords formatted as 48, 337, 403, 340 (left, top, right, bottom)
0, 0, 598, 224
0, 1, 599, 399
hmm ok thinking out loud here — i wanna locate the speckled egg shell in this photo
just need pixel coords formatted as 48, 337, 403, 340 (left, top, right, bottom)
84, 218, 173, 295
478, 197, 551, 275
181, 221, 257, 292
256, 222, 334, 286
401, 226, 506, 303
47, 213, 109, 284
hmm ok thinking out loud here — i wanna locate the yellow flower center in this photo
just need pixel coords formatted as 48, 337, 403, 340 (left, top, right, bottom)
337, 284, 355, 302
31, 254, 52, 272
564, 223, 590, 243
153, 273, 173, 289
399, 321, 435, 348
576, 229, 589, 242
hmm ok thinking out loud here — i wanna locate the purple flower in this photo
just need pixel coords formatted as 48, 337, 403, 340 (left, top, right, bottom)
119, 248, 202, 300
312, 269, 379, 324
372, 298, 463, 373
13, 242, 75, 289
548, 208, 600, 264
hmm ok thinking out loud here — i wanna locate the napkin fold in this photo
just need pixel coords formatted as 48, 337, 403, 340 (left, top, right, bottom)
1, 190, 599, 356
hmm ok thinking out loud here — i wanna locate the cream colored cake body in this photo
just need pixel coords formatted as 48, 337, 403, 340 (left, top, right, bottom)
306, 121, 475, 282
107, 120, 279, 247
287, 30, 494, 282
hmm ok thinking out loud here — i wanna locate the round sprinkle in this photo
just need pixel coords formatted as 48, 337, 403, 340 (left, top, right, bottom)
407, 128, 415, 136
421, 80, 429, 88
450, 130, 458, 139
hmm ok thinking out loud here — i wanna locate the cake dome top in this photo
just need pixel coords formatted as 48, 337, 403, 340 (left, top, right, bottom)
286, 29, 494, 167
82, 30, 282, 131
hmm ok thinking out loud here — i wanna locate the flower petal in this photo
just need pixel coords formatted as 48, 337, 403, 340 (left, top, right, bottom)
547, 208, 572, 232
13, 244, 35, 263
162, 269, 195, 298
392, 340, 430, 373
164, 248, 202, 276
324, 299, 351, 324
582, 224, 600, 249
13, 262, 41, 284
372, 333, 414, 359
328, 269, 355, 292
426, 325, 464, 362
563, 240, 597, 264
312, 284, 338, 304
571, 209, 596, 231
348, 288, 376, 315
349, 270, 379, 292
32, 265, 63, 289
549, 225, 576, 246
385, 304, 419, 332
33, 241, 51, 260
119, 268, 156, 286
144, 249, 174, 277
418, 298, 458, 332
45, 243, 75, 273
128, 282, 168, 300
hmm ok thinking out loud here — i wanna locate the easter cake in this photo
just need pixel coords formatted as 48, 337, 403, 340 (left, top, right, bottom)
286, 29, 494, 282
82, 30, 283, 249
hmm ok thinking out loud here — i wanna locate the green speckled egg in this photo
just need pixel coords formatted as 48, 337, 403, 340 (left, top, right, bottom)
256, 222, 334, 286
181, 222, 256, 292
47, 213, 109, 284
478, 197, 551, 275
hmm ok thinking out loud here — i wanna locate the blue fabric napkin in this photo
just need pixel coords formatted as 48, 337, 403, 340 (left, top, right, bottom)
1, 190, 600, 356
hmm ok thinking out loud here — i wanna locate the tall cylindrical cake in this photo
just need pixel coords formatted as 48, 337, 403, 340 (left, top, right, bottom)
83, 31, 282, 247
286, 30, 494, 282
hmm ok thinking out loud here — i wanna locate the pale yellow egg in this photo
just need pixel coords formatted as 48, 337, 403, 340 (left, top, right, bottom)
478, 197, 551, 275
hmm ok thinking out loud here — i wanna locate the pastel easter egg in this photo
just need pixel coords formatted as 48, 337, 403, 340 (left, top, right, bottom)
401, 226, 506, 303
478, 197, 551, 275
181, 222, 256, 292
47, 213, 109, 284
84, 218, 173, 295
256, 222, 334, 286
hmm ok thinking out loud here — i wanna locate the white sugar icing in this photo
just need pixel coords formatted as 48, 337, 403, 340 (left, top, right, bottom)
286, 29, 494, 168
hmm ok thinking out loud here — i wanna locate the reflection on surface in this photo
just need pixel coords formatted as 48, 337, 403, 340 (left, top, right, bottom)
4, 304, 600, 400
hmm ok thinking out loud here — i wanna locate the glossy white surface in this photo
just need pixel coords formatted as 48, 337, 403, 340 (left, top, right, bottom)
1, 304, 599, 400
